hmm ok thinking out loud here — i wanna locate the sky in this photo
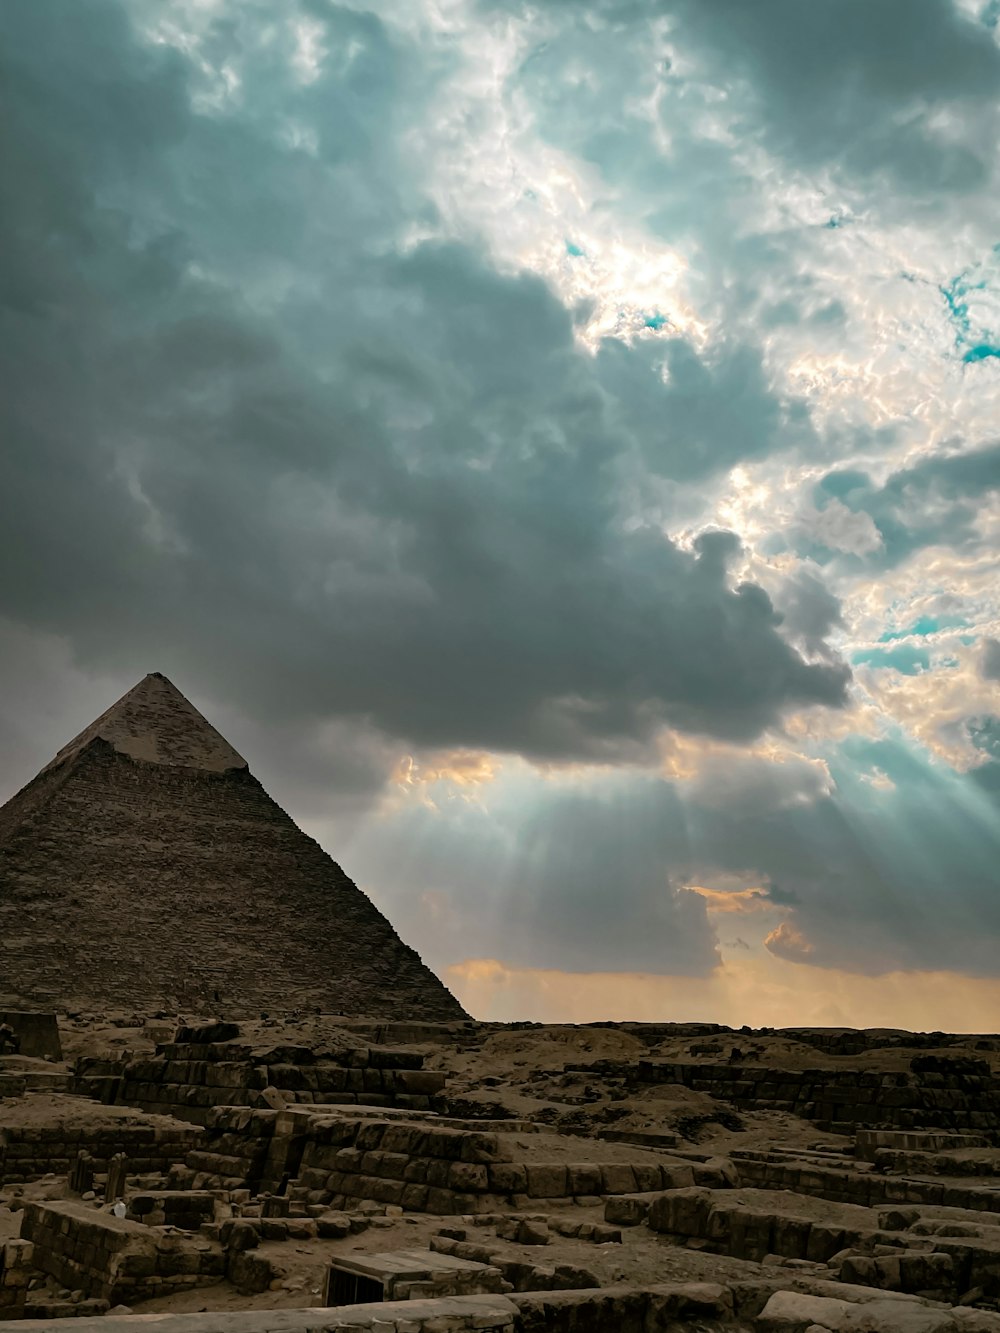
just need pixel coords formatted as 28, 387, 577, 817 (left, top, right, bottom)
2, 0, 1000, 1029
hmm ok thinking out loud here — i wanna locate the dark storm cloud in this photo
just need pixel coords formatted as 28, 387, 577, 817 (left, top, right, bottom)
593, 336, 815, 483
771, 569, 845, 661
667, 0, 1000, 193
0, 0, 849, 784
489, 0, 1000, 198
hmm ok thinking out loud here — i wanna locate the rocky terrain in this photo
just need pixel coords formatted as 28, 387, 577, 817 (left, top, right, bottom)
5, 1011, 1000, 1331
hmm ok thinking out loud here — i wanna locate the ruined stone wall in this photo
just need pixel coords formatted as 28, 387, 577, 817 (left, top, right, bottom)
19, 1202, 225, 1305
0, 1125, 202, 1187
0, 1241, 33, 1321
731, 1150, 1000, 1214
568, 1058, 1000, 1136
289, 1117, 695, 1216
643, 1183, 1000, 1306
75, 1038, 447, 1126
0, 742, 465, 1019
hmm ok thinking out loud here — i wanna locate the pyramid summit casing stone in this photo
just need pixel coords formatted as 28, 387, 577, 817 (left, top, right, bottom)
0, 672, 467, 1019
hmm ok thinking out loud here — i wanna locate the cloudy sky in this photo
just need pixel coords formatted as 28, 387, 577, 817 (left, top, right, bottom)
3, 0, 1000, 1029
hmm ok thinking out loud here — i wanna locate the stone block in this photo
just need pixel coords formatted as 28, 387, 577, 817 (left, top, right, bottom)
647, 1282, 733, 1322
316, 1212, 352, 1239
425, 1129, 466, 1161
425, 1159, 453, 1188
460, 1133, 502, 1164
630, 1163, 662, 1193
660, 1162, 696, 1190
488, 1163, 527, 1195
771, 1215, 812, 1261
525, 1164, 569, 1199
647, 1188, 714, 1239
401, 1184, 430, 1211
448, 1161, 489, 1193
604, 1195, 651, 1227
728, 1209, 776, 1262
599, 1163, 637, 1194
807, 1223, 846, 1263
426, 1187, 458, 1215
566, 1164, 603, 1196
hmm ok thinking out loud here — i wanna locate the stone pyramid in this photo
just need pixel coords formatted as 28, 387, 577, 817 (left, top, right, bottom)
0, 673, 468, 1019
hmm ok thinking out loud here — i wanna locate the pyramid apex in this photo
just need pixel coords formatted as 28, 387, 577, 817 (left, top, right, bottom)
44, 672, 247, 775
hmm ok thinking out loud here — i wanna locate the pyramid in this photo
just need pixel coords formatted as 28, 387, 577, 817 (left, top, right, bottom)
0, 673, 468, 1019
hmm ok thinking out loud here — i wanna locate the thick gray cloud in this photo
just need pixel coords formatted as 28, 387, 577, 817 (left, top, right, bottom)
772, 569, 845, 661
667, 0, 1000, 193
801, 443, 1000, 569
982, 639, 1000, 681
593, 335, 815, 482
0, 0, 849, 786
493, 0, 1000, 197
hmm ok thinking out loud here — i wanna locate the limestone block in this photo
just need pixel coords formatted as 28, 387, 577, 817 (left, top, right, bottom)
647, 1188, 714, 1239
525, 1165, 569, 1199
369, 1178, 405, 1206
646, 1282, 733, 1322
659, 1162, 696, 1190
807, 1224, 847, 1263
401, 1184, 430, 1211
448, 1162, 489, 1193
599, 1163, 637, 1194
354, 1122, 387, 1152
625, 1163, 659, 1193
487, 1163, 527, 1195
459, 1134, 501, 1164
566, 1164, 603, 1196
757, 1287, 947, 1332
316, 1212, 352, 1239
728, 1209, 776, 1262
604, 1195, 651, 1227
381, 1126, 425, 1156
426, 1187, 459, 1215
425, 1160, 452, 1188
424, 1129, 466, 1161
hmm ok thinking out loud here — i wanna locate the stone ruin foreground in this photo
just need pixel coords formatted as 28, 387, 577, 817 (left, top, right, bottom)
4, 682, 1000, 1331
8, 1019, 1000, 1333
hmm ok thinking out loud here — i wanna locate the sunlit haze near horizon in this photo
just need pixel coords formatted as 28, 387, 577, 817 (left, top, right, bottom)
2, 0, 1000, 1027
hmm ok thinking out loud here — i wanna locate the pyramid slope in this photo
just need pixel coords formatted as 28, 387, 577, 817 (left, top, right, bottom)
0, 676, 468, 1019
44, 672, 247, 775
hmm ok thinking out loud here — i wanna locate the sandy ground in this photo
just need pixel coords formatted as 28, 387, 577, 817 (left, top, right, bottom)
128, 1203, 794, 1315
0, 1092, 194, 1133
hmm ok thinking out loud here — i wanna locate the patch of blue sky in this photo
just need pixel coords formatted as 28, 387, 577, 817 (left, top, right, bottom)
642, 312, 669, 330
963, 343, 1000, 363
940, 249, 1000, 364
565, 240, 585, 257
878, 615, 968, 642
852, 644, 930, 674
